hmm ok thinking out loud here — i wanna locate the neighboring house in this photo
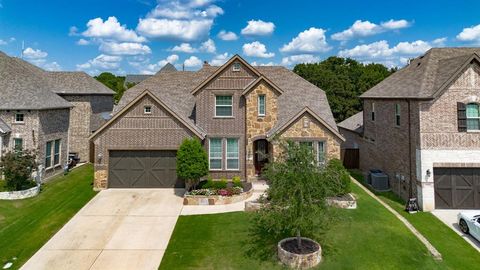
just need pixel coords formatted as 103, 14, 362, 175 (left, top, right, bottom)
90, 55, 344, 189
341, 48, 480, 211
337, 111, 363, 169
0, 51, 114, 178
124, 63, 176, 87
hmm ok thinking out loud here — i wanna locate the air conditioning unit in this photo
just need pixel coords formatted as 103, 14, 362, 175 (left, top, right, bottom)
370, 172, 389, 191
367, 169, 382, 185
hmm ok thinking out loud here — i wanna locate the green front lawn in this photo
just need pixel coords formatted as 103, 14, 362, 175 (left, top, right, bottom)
161, 183, 453, 270
0, 164, 97, 269
349, 170, 480, 269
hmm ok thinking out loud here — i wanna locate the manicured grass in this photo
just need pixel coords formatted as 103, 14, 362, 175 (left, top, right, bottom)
0, 164, 97, 269
160, 182, 448, 270
350, 170, 480, 269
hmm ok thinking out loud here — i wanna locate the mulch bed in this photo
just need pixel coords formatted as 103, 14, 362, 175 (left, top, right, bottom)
281, 238, 319, 255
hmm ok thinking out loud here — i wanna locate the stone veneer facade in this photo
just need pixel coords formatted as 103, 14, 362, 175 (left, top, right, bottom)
245, 82, 279, 179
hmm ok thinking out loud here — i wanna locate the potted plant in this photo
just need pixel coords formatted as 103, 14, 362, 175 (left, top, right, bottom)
253, 141, 339, 269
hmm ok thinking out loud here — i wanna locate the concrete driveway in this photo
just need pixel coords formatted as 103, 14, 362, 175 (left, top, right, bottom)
432, 209, 480, 252
21, 188, 185, 270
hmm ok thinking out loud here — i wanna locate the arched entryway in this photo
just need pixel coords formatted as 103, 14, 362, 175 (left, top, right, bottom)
253, 139, 270, 176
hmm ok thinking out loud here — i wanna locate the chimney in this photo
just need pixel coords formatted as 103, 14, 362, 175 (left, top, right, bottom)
203, 60, 210, 67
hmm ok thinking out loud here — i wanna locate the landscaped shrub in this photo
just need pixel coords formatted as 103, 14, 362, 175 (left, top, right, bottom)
176, 138, 209, 190
212, 179, 227, 190
324, 158, 351, 196
187, 189, 217, 196
0, 150, 37, 191
232, 176, 242, 188
217, 187, 243, 196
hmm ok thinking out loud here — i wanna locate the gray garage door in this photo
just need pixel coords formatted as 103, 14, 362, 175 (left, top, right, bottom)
434, 167, 480, 209
108, 150, 183, 188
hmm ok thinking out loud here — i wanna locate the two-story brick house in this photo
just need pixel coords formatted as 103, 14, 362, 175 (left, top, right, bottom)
0, 51, 114, 178
340, 48, 480, 211
90, 55, 344, 189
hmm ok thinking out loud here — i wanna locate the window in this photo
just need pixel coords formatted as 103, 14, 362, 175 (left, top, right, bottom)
215, 95, 233, 117
53, 139, 61, 166
258, 95, 266, 116
209, 138, 222, 170
226, 138, 239, 170
232, 62, 241, 71
299, 141, 314, 152
466, 103, 480, 131
144, 106, 152, 114
395, 104, 401, 126
371, 102, 375, 121
15, 113, 24, 123
14, 138, 23, 151
45, 141, 52, 168
318, 141, 326, 163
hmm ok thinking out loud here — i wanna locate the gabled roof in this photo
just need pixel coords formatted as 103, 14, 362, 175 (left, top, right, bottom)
0, 118, 11, 135
191, 54, 261, 95
266, 107, 345, 142
158, 63, 177, 73
361, 48, 480, 99
47, 71, 114, 95
337, 111, 363, 135
242, 75, 283, 96
0, 52, 72, 110
90, 90, 205, 140
125, 74, 152, 85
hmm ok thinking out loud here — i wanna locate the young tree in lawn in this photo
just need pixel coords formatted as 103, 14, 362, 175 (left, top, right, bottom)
0, 150, 37, 191
254, 141, 342, 250
176, 138, 209, 190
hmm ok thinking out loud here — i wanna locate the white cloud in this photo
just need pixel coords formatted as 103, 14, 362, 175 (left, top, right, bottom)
184, 55, 202, 68
217, 30, 238, 41
281, 54, 320, 66
200, 38, 216, 53
280, 27, 330, 54
77, 38, 90, 45
137, 18, 212, 41
132, 54, 180, 74
171, 43, 197, 53
0, 39, 7, 45
432, 37, 447, 46
251, 61, 275, 66
137, 0, 222, 42
23, 47, 48, 59
77, 54, 123, 70
242, 41, 274, 58
69, 26, 79, 36
332, 19, 411, 41
338, 40, 432, 67
43, 61, 62, 71
241, 19, 275, 36
210, 52, 230, 66
0, 37, 15, 45
381, 19, 411, 30
99, 41, 151, 55
457, 24, 480, 42
82, 16, 146, 42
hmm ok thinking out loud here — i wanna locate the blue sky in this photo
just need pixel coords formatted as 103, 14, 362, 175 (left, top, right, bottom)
1, 0, 480, 75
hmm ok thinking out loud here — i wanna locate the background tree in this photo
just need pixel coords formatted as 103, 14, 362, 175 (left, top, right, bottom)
0, 150, 37, 191
94, 72, 135, 104
176, 138, 209, 189
293, 57, 396, 122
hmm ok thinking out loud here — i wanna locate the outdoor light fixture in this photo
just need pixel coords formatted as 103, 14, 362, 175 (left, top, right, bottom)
426, 169, 431, 177
97, 153, 103, 162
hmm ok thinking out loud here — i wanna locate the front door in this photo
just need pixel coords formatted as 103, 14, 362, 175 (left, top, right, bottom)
254, 139, 269, 175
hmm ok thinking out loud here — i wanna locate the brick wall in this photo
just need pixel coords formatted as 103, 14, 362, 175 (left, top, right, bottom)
0, 110, 40, 155
92, 95, 195, 189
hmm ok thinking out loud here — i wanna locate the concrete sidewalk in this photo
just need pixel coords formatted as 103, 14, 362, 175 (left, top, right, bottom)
21, 189, 185, 270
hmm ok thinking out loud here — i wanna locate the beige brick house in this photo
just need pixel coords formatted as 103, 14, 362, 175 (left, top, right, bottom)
90, 55, 344, 189
340, 48, 480, 211
0, 51, 114, 178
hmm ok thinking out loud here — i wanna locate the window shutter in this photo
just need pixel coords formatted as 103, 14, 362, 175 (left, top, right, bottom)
457, 102, 467, 132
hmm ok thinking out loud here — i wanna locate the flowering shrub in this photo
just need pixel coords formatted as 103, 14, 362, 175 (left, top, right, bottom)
187, 189, 217, 196
187, 186, 243, 197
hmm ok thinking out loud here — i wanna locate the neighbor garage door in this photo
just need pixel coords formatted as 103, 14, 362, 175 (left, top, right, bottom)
434, 167, 480, 209
108, 150, 183, 188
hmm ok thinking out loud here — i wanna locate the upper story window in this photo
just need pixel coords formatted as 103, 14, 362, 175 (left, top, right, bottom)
15, 113, 24, 123
144, 106, 152, 114
232, 62, 241, 72
466, 103, 480, 131
258, 95, 266, 116
215, 95, 233, 117
371, 102, 375, 121
395, 104, 401, 126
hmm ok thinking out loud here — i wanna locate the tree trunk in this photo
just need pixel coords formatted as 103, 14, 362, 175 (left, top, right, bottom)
296, 229, 302, 249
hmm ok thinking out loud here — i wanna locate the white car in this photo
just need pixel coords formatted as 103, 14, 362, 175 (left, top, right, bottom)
458, 211, 480, 241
